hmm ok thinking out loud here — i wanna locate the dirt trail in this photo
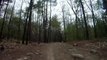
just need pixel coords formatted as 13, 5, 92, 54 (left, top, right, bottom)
0, 42, 106, 60
46, 43, 73, 60
47, 43, 54, 60
45, 42, 100, 60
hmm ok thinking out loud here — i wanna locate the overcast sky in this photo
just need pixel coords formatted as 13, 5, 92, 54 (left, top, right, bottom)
13, 0, 103, 24
13, 0, 70, 23
11, 0, 104, 17
14, 0, 68, 15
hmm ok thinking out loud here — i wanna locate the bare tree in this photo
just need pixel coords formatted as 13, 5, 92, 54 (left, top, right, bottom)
22, 9, 29, 44
67, 0, 81, 39
89, 0, 97, 38
18, 0, 24, 39
7, 0, 16, 39
48, 0, 52, 42
25, 0, 33, 45
79, 0, 89, 39
62, 5, 66, 42
0, 0, 9, 40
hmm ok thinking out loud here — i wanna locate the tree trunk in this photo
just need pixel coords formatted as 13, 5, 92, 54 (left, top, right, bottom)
62, 5, 66, 42
25, 0, 33, 45
90, 0, 97, 38
22, 12, 29, 44
7, 0, 16, 39
43, 1, 48, 43
0, 0, 9, 40
80, 0, 89, 40
18, 0, 23, 40
48, 0, 52, 42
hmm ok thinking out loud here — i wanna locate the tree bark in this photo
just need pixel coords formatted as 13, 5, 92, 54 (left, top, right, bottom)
7, 0, 16, 39
90, 0, 97, 38
25, 0, 33, 45
80, 0, 89, 40
0, 0, 9, 40
18, 0, 23, 40
62, 5, 66, 42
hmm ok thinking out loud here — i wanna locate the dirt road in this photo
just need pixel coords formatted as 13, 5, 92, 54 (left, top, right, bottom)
0, 42, 106, 60
45, 43, 100, 60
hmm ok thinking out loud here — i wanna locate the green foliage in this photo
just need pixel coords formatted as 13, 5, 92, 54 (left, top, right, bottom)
33, 0, 44, 14
51, 15, 60, 29
50, 15, 62, 42
96, 19, 107, 37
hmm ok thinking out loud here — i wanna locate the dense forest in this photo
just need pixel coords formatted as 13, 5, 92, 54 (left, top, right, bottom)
0, 0, 107, 45
0, 0, 107, 60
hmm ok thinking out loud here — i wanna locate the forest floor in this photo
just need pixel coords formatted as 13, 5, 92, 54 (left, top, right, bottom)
0, 40, 107, 60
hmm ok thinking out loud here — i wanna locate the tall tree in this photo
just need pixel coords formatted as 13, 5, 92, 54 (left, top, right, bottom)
22, 8, 29, 44
62, 5, 66, 42
42, 0, 48, 43
51, 15, 61, 42
67, 0, 81, 39
7, 0, 16, 39
48, 0, 52, 42
18, 0, 24, 39
79, 0, 89, 39
89, 0, 97, 38
0, 0, 9, 40
25, 0, 33, 45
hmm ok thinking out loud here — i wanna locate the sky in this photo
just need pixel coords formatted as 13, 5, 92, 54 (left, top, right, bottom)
14, 0, 68, 16
13, 0, 71, 23
13, 0, 92, 17
12, 0, 104, 26
8, 0, 104, 18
